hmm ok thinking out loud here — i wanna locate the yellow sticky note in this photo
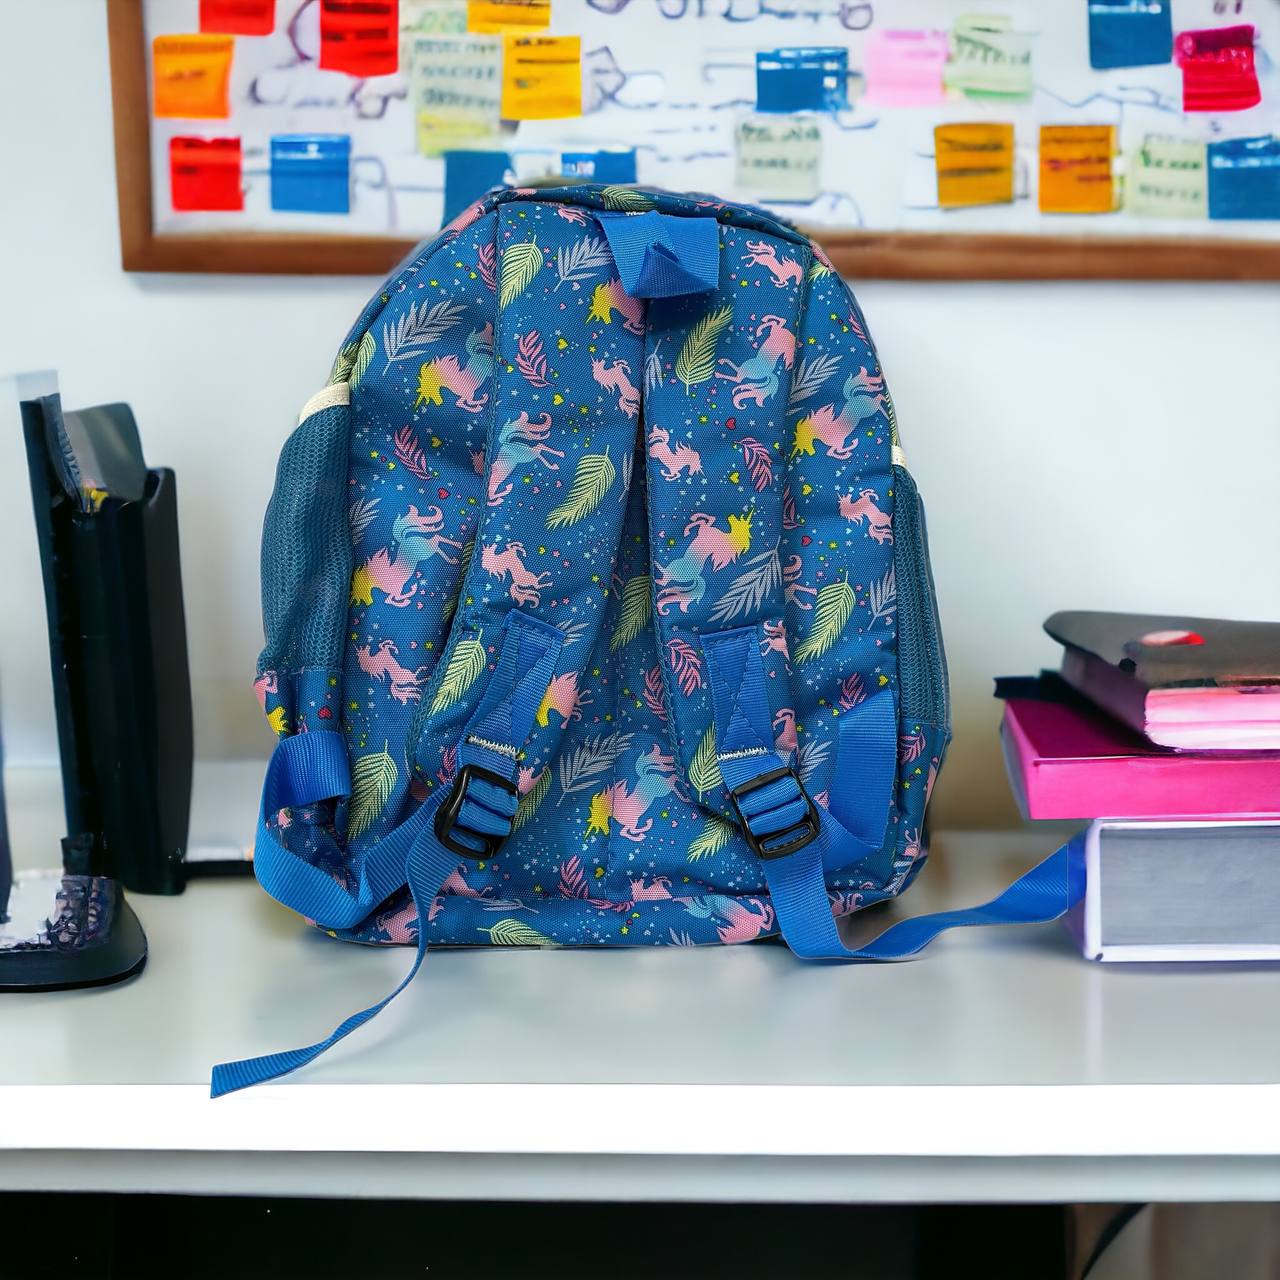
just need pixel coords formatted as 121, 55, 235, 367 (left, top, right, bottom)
468, 0, 549, 34
1039, 125, 1117, 214
934, 122, 1015, 208
152, 34, 234, 120
501, 35, 580, 119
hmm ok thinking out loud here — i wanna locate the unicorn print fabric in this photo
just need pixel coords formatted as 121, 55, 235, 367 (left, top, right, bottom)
215, 184, 955, 1094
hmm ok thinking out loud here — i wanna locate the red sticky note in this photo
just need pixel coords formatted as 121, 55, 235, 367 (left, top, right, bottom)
319, 0, 399, 77
1175, 25, 1260, 113
169, 136, 244, 211
200, 0, 276, 35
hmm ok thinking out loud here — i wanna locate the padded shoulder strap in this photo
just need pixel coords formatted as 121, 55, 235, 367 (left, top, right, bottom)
643, 228, 813, 822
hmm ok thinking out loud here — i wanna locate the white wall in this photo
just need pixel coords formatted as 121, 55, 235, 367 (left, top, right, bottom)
2, 1, 1278, 825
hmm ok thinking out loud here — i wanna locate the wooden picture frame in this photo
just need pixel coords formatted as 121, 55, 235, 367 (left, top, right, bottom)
108, 0, 1280, 280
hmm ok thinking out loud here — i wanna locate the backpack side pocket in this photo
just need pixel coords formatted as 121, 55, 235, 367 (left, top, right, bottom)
257, 385, 352, 736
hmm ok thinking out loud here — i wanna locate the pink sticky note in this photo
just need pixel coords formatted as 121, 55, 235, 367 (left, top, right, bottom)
863, 29, 948, 107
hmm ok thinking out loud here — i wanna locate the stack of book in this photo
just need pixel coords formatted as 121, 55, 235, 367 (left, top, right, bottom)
999, 611, 1280, 963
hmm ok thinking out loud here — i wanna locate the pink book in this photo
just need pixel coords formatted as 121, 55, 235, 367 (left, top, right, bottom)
1001, 689, 1280, 821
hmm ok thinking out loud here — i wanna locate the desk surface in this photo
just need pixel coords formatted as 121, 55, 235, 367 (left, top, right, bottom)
4, 765, 1280, 1204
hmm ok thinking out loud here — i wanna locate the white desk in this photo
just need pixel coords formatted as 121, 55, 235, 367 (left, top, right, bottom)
3, 766, 1280, 1203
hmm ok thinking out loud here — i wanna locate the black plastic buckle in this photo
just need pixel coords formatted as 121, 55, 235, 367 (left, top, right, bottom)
728, 766, 820, 860
434, 763, 519, 859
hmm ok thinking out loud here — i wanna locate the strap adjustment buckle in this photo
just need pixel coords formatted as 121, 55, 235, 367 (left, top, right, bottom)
727, 766, 820, 861
434, 763, 519, 860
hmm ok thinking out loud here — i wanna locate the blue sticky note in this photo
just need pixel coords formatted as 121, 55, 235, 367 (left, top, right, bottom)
756, 47, 848, 113
561, 150, 638, 183
270, 134, 351, 215
1208, 136, 1280, 220
1087, 1, 1173, 70
443, 150, 511, 225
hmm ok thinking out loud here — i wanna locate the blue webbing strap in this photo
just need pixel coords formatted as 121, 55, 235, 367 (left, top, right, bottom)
597, 211, 720, 298
701, 626, 1086, 961
211, 611, 563, 1096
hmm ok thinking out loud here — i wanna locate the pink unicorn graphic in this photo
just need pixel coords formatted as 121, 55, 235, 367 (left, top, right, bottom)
350, 505, 463, 608
586, 278, 645, 335
744, 240, 804, 288
889, 827, 924, 890
357, 639, 431, 705
783, 555, 817, 610
586, 745, 681, 842
655, 509, 754, 614
487, 411, 564, 505
715, 315, 796, 407
647, 427, 703, 480
838, 489, 893, 545
684, 894, 776, 944
761, 619, 790, 659
591, 356, 640, 418
791, 367, 889, 460
627, 875, 674, 902
772, 707, 798, 755
535, 672, 591, 728
480, 540, 552, 607
253, 671, 277, 709
829, 888, 864, 918
415, 324, 493, 414
426, 866, 496, 924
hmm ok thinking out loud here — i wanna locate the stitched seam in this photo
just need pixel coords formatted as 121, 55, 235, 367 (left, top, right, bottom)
465, 735, 519, 760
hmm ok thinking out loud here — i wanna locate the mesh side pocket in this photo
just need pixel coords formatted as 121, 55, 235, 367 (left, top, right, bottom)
259, 391, 353, 676
892, 463, 950, 732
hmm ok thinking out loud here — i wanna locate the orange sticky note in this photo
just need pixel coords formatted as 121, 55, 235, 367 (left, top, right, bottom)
934, 123, 1015, 208
501, 35, 580, 119
468, 0, 549, 34
152, 34, 234, 119
1039, 125, 1117, 214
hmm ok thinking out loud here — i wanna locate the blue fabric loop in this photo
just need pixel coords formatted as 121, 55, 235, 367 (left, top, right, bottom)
828, 689, 897, 851
597, 211, 720, 297
263, 729, 350, 813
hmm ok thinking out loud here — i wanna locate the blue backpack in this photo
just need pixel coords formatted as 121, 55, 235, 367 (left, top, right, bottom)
213, 185, 1076, 1095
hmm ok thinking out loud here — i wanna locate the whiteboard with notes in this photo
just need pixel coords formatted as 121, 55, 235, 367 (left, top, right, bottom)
120, 0, 1280, 274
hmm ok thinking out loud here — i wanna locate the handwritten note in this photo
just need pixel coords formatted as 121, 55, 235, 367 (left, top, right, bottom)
467, 0, 549, 34
943, 15, 1032, 99
934, 122, 1015, 208
755, 48, 848, 113
199, 0, 275, 35
1175, 25, 1260, 113
1087, 0, 1172, 69
736, 117, 822, 202
169, 136, 243, 211
1127, 135, 1207, 218
1208, 136, 1280, 219
501, 35, 581, 119
863, 30, 947, 107
1039, 125, 1117, 214
152, 34, 234, 119
411, 34, 503, 155
319, 0, 399, 77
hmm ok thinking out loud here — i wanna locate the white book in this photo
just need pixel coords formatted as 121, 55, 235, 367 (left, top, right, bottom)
1066, 819, 1280, 963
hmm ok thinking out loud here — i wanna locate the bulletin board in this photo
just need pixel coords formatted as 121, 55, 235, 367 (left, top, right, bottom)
108, 0, 1280, 278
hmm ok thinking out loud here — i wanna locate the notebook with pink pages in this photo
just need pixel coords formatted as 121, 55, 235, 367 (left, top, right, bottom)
1001, 686, 1280, 821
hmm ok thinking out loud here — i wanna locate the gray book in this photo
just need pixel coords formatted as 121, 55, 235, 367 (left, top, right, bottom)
1067, 820, 1280, 962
